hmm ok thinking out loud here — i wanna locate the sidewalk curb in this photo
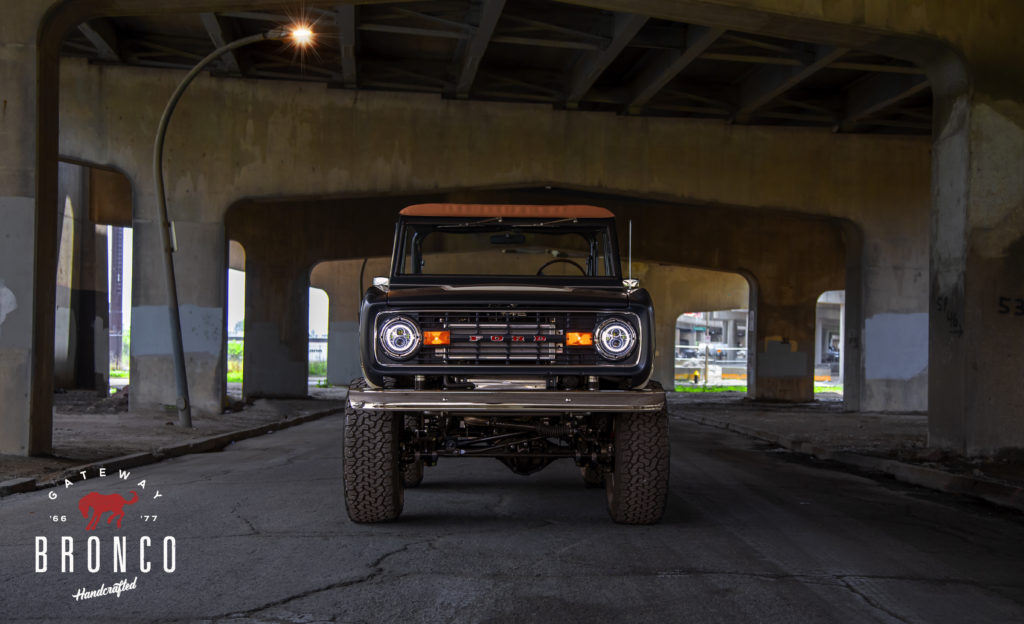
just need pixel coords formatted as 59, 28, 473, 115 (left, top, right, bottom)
676, 412, 1024, 514
4, 406, 344, 498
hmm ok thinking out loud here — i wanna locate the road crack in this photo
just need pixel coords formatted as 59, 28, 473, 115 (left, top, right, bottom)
836, 576, 913, 624
215, 539, 435, 619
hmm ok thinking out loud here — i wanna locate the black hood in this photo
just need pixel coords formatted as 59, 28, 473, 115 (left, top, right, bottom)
380, 283, 639, 309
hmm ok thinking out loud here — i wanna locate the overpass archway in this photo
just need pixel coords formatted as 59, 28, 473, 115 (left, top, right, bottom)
225, 185, 851, 405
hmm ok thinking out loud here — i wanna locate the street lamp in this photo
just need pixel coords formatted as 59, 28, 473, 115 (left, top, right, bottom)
153, 25, 314, 427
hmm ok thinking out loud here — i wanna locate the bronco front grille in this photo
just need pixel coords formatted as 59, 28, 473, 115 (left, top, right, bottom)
378, 310, 623, 367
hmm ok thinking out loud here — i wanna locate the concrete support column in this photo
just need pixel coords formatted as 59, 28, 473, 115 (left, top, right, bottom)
130, 221, 226, 414
929, 86, 1024, 454
74, 214, 109, 393
110, 227, 126, 370
0, 193, 35, 454
653, 313, 678, 389
54, 164, 83, 387
753, 298, 816, 402
311, 257, 390, 386
814, 317, 824, 366
635, 263, 750, 390
0, 0, 54, 455
53, 162, 110, 392
243, 258, 309, 398
838, 295, 846, 385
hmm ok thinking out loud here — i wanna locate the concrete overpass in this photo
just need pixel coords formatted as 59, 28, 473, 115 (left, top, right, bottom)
1, 0, 1021, 457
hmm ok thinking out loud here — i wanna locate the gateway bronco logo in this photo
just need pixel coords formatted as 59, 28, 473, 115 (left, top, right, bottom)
34, 466, 176, 602
79, 491, 138, 530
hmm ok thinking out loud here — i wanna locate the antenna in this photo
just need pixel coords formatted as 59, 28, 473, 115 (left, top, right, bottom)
628, 220, 632, 281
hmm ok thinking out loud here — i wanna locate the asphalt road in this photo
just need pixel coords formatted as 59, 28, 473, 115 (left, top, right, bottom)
2, 413, 1023, 623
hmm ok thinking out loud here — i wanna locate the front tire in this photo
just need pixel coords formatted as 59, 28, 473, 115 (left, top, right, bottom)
605, 408, 670, 525
343, 402, 404, 523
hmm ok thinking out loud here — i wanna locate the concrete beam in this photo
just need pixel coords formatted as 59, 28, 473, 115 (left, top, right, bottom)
565, 13, 647, 106
199, 13, 245, 75
242, 259, 309, 399
734, 45, 848, 122
452, 0, 506, 98
335, 4, 358, 87
77, 19, 120, 63
311, 257, 391, 386
625, 25, 725, 113
838, 73, 929, 132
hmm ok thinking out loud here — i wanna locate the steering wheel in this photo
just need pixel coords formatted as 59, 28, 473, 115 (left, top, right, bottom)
536, 258, 586, 275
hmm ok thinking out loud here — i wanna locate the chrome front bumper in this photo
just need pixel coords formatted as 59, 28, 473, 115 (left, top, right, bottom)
347, 388, 665, 412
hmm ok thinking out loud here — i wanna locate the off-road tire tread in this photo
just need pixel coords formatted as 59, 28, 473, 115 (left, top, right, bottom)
343, 378, 403, 523
606, 407, 670, 525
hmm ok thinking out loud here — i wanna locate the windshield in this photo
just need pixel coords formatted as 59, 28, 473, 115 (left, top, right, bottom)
394, 218, 619, 279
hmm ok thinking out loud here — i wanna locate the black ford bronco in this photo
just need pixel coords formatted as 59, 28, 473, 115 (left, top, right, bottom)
344, 204, 668, 524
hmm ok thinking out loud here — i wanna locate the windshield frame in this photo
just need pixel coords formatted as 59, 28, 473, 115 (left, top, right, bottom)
388, 216, 623, 286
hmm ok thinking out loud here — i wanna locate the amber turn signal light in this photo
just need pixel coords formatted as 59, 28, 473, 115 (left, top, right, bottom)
566, 332, 593, 346
423, 331, 450, 345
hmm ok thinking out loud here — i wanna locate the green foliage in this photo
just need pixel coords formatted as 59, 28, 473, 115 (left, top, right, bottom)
674, 384, 844, 393
227, 339, 244, 374
308, 360, 328, 377
109, 369, 129, 379
814, 385, 844, 393
674, 385, 747, 393
226, 371, 243, 383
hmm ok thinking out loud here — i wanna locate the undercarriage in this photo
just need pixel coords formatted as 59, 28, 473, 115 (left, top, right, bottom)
342, 378, 669, 525
402, 412, 613, 476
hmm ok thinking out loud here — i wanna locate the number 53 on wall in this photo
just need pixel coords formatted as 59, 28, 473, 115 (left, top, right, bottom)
997, 297, 1024, 315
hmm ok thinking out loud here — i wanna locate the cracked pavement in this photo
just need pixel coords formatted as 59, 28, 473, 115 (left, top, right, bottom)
1, 414, 1023, 623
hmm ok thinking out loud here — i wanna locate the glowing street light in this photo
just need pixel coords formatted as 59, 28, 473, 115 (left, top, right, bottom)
153, 26, 314, 427
289, 25, 314, 46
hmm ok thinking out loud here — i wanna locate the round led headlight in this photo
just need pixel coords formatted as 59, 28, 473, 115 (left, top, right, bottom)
379, 316, 421, 360
594, 317, 637, 361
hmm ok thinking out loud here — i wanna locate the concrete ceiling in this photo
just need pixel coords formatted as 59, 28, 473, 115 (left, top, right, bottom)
61, 0, 931, 134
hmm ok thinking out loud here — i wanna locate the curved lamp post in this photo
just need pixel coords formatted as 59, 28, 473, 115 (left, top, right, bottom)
154, 26, 313, 427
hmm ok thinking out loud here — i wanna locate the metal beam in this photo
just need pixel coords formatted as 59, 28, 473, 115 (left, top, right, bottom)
78, 19, 120, 62
391, 7, 475, 33
499, 13, 608, 45
565, 13, 647, 106
199, 13, 244, 74
838, 73, 929, 132
625, 25, 725, 112
489, 35, 597, 51
358, 23, 467, 39
336, 4, 358, 87
830, 61, 923, 75
453, 0, 506, 98
734, 45, 848, 122
699, 52, 799, 65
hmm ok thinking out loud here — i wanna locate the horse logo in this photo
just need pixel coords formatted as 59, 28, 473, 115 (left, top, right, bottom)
78, 491, 138, 531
